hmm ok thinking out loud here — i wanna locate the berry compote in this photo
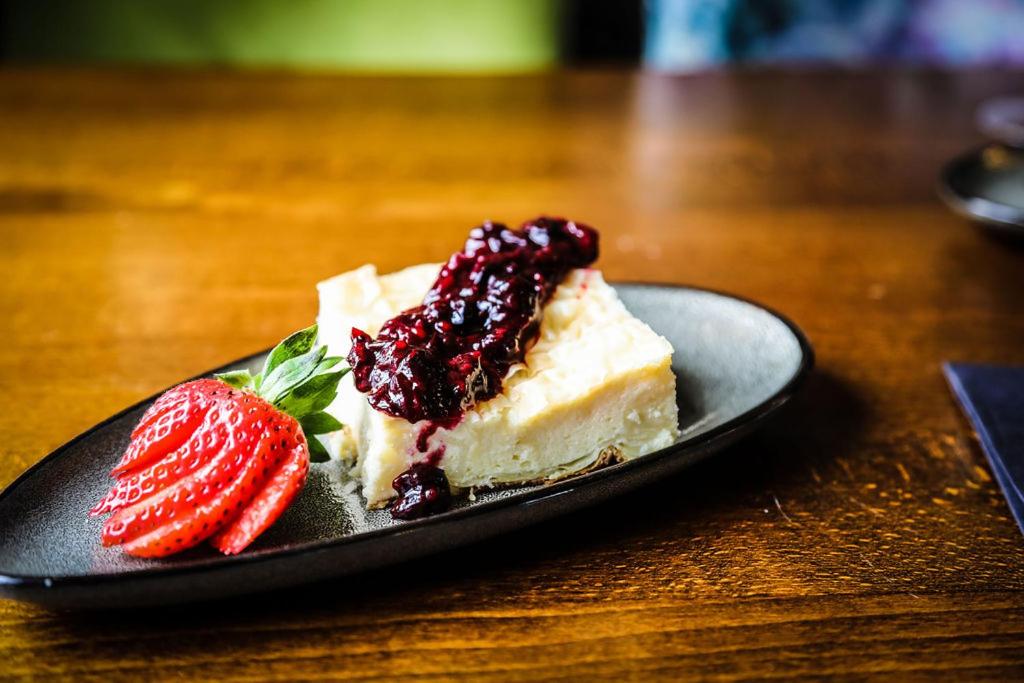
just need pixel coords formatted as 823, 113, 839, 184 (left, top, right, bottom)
390, 463, 453, 520
348, 216, 599, 520
348, 217, 599, 424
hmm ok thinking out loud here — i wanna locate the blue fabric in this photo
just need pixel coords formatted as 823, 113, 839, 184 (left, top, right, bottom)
646, 0, 1024, 71
944, 362, 1024, 535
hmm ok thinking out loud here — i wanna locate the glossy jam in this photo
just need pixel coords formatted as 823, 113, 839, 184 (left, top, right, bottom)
390, 464, 452, 520
348, 217, 599, 424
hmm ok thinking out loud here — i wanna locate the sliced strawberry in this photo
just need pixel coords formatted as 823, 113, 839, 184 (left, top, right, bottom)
210, 433, 309, 555
101, 396, 279, 545
92, 324, 347, 558
128, 378, 225, 442
131, 384, 189, 439
101, 434, 246, 548
113, 389, 217, 477
121, 428, 285, 557
92, 411, 230, 516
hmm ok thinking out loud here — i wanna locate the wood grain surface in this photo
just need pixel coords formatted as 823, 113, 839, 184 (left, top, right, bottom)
3, 68, 1024, 681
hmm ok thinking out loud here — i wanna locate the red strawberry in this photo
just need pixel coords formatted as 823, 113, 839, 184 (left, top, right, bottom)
91, 408, 230, 516
91, 325, 346, 557
112, 378, 222, 476
210, 436, 309, 555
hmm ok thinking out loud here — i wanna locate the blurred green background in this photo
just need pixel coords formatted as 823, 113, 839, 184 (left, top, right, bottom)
0, 0, 565, 72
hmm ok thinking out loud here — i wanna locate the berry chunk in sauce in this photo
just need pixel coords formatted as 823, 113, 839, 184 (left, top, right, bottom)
348, 217, 599, 425
390, 464, 453, 520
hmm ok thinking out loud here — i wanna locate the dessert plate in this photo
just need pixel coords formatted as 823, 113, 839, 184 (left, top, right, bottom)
0, 283, 812, 608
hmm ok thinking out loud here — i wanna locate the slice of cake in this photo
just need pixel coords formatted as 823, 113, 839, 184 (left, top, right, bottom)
317, 264, 680, 508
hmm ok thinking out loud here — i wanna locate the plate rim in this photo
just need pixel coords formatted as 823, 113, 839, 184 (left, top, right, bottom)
938, 144, 1024, 233
0, 282, 814, 593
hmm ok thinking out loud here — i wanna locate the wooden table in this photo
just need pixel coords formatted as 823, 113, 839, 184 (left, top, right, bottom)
3, 68, 1024, 680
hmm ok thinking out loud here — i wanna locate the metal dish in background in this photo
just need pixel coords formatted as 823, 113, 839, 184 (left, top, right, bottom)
939, 143, 1024, 235
939, 95, 1024, 235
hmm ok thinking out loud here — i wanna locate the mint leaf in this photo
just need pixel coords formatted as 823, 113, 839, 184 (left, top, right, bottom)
214, 369, 254, 389
300, 411, 344, 435
261, 324, 318, 381
276, 370, 345, 418
307, 435, 330, 463
260, 346, 327, 404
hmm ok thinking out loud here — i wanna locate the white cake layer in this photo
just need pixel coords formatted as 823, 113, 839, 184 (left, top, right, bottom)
317, 264, 680, 507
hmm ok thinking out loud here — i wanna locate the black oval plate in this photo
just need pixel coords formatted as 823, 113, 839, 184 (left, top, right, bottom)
939, 144, 1024, 234
0, 284, 812, 609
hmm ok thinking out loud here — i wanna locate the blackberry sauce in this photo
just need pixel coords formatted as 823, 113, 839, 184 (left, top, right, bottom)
348, 216, 599, 520
390, 464, 452, 520
348, 217, 598, 424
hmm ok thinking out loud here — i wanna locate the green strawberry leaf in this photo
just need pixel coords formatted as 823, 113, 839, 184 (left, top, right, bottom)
233, 323, 349, 439
317, 356, 344, 372
299, 411, 344, 435
260, 346, 327, 404
261, 324, 319, 381
214, 369, 254, 390
307, 435, 331, 463
276, 370, 346, 419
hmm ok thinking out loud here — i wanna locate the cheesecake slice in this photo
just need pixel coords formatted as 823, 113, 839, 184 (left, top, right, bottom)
317, 263, 680, 508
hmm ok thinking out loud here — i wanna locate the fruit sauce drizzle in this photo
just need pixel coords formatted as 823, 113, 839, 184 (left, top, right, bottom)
348, 217, 599, 518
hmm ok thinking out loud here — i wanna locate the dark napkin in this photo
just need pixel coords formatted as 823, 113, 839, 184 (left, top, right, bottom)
944, 362, 1024, 534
